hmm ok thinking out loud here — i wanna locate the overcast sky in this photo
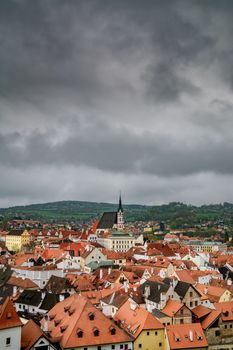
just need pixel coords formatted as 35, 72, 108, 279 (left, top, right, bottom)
1, 0, 233, 207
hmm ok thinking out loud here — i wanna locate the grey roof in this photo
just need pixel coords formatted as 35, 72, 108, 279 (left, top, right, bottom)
0, 285, 13, 304
0, 267, 12, 287
152, 308, 168, 319
40, 293, 60, 311
45, 276, 73, 294
96, 212, 117, 229
16, 290, 42, 306
8, 230, 24, 236
140, 280, 170, 303
174, 281, 191, 298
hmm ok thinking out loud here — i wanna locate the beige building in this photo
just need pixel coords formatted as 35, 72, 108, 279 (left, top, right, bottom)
5, 230, 31, 251
97, 231, 144, 252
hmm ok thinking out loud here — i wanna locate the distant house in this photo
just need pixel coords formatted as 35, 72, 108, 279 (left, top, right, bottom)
5, 230, 31, 251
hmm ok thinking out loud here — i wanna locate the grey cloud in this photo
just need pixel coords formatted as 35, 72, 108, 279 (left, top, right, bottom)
1, 0, 233, 206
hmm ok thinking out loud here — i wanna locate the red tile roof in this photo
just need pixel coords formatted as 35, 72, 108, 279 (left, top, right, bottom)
166, 323, 208, 349
21, 319, 44, 350
114, 299, 163, 338
41, 294, 132, 348
161, 299, 184, 317
0, 297, 22, 330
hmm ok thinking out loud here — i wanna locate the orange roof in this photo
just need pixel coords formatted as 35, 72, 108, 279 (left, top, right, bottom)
114, 299, 163, 338
201, 309, 221, 330
0, 297, 22, 330
41, 294, 132, 348
191, 305, 212, 319
13, 252, 36, 266
21, 319, 44, 350
196, 283, 230, 302
166, 323, 208, 349
214, 301, 233, 321
175, 270, 196, 284
81, 287, 120, 305
7, 276, 38, 289
161, 299, 184, 317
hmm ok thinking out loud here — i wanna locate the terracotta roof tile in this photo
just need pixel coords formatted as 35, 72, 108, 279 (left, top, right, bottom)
0, 297, 22, 330
41, 294, 132, 348
166, 323, 208, 349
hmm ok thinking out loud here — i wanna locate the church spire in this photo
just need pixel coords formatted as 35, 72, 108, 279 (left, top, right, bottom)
118, 193, 123, 212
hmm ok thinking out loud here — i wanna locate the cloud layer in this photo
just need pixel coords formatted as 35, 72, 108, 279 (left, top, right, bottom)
1, 0, 233, 207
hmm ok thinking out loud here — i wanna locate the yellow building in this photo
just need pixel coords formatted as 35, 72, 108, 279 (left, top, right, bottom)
5, 229, 31, 251
114, 299, 165, 350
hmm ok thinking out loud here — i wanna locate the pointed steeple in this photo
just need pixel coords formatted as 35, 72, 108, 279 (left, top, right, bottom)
118, 193, 123, 212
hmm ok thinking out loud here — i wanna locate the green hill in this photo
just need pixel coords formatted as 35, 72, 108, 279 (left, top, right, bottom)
1, 200, 233, 227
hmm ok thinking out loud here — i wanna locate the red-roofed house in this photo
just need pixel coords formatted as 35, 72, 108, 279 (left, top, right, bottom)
0, 297, 22, 350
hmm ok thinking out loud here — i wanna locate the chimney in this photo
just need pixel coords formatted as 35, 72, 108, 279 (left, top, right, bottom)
59, 294, 65, 302
42, 315, 49, 333
123, 281, 129, 293
108, 267, 112, 275
189, 330, 193, 342
144, 285, 150, 298
13, 286, 18, 298
227, 278, 232, 286
99, 269, 103, 280
204, 286, 208, 295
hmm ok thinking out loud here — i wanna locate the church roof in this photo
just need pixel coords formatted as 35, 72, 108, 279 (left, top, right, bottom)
96, 212, 117, 230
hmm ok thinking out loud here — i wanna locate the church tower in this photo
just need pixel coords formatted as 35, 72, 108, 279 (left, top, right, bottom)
117, 194, 124, 231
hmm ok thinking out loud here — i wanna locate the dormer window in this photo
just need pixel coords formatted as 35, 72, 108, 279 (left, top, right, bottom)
110, 326, 116, 335
68, 307, 75, 316
64, 305, 71, 312
54, 319, 61, 326
60, 325, 68, 333
93, 327, 99, 336
77, 329, 83, 338
89, 312, 95, 320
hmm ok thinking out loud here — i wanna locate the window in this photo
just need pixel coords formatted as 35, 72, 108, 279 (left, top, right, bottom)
190, 302, 193, 307
159, 343, 162, 347
89, 312, 95, 320
112, 346, 115, 350
230, 324, 233, 329
93, 329, 99, 336
138, 345, 142, 348
77, 330, 83, 338
120, 345, 123, 349
190, 292, 193, 297
6, 338, 11, 345
155, 331, 158, 335
97, 346, 101, 350
215, 330, 220, 336
110, 327, 116, 335
147, 331, 150, 336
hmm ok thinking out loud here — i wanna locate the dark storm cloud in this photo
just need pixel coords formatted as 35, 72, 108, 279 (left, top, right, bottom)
1, 0, 233, 206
